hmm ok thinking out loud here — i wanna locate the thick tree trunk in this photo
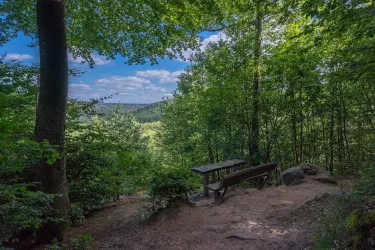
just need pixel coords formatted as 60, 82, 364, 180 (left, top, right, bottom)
250, 1, 263, 166
35, 0, 70, 242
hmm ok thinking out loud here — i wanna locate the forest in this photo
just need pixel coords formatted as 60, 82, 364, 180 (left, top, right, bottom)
1, 0, 375, 249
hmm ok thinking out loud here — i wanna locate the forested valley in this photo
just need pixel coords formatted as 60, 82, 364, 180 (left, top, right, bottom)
1, 0, 375, 249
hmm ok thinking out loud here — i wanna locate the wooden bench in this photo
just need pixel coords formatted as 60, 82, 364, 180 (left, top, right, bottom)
192, 159, 246, 197
207, 162, 277, 201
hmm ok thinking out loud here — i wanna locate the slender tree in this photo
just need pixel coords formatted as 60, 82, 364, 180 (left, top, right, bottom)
250, 0, 263, 166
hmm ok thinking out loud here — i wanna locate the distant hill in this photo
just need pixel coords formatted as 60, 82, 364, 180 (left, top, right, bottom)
132, 102, 165, 123
96, 103, 149, 115
96, 101, 166, 123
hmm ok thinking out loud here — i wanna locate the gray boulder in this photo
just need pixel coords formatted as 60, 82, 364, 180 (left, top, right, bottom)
280, 167, 305, 186
280, 163, 337, 186
298, 163, 319, 175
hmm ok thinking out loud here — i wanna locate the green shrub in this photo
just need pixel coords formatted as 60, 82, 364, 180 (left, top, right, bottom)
0, 184, 56, 245
69, 234, 93, 250
147, 166, 199, 212
66, 146, 121, 216
66, 106, 153, 220
46, 234, 93, 250
353, 167, 375, 198
69, 204, 85, 225
313, 194, 359, 249
314, 166, 375, 250
0, 60, 64, 246
66, 145, 152, 218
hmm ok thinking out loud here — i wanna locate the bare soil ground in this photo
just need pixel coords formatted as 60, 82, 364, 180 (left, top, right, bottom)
69, 177, 355, 250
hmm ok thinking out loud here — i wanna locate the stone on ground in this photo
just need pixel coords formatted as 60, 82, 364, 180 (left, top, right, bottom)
280, 163, 337, 186
280, 167, 305, 186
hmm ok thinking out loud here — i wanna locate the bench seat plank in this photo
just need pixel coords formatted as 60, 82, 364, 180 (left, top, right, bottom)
211, 162, 277, 202
221, 162, 277, 189
207, 174, 267, 192
243, 173, 268, 182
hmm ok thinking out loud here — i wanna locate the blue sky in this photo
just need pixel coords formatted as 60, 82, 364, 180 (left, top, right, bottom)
1, 32, 226, 103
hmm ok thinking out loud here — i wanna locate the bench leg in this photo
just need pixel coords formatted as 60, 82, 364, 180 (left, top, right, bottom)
231, 166, 238, 189
203, 173, 209, 197
256, 177, 262, 190
258, 172, 271, 190
213, 188, 228, 202
214, 190, 221, 201
221, 187, 228, 198
231, 166, 237, 173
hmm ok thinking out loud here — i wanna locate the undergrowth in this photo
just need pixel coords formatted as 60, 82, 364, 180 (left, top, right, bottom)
46, 234, 93, 250
314, 166, 375, 250
146, 166, 200, 214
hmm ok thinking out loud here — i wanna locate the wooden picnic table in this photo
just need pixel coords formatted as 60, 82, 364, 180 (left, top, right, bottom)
192, 159, 246, 197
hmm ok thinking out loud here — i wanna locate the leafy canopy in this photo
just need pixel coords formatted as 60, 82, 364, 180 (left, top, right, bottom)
0, 0, 224, 65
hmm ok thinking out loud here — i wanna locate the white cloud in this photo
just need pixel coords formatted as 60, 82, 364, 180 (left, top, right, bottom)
69, 83, 92, 92
135, 70, 184, 84
202, 33, 228, 46
164, 93, 173, 99
95, 76, 151, 90
136, 70, 170, 79
174, 32, 229, 62
92, 54, 111, 65
68, 82, 99, 100
68, 53, 111, 66
118, 92, 138, 96
144, 86, 167, 92
4, 53, 33, 61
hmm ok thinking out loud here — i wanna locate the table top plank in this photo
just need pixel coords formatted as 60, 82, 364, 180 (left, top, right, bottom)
192, 159, 246, 174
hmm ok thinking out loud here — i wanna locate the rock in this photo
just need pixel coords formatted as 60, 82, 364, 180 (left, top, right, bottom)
281, 163, 337, 186
280, 167, 305, 186
231, 216, 242, 223
317, 167, 330, 175
298, 163, 319, 175
206, 224, 227, 233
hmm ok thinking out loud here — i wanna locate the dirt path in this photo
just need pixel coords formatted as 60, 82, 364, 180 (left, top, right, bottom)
70, 178, 354, 250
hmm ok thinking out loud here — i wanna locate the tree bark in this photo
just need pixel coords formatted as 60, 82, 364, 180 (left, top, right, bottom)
250, 1, 263, 166
291, 85, 298, 164
35, 0, 70, 242
329, 96, 335, 175
299, 85, 303, 163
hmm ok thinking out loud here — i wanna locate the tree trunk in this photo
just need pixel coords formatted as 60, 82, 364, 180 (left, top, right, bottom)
250, 1, 263, 166
299, 85, 303, 163
291, 87, 298, 164
329, 101, 335, 175
35, 0, 70, 242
